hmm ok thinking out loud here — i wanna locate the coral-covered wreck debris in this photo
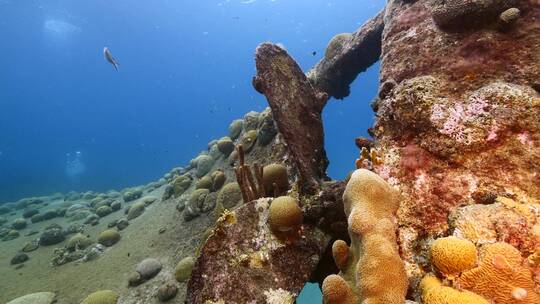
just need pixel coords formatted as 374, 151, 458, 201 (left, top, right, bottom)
188, 0, 540, 303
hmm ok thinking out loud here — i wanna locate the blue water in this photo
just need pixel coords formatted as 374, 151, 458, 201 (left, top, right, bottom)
0, 0, 383, 203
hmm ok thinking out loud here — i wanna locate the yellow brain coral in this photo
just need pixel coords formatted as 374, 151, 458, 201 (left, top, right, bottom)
322, 169, 408, 304
430, 236, 477, 277
420, 274, 489, 304
458, 242, 540, 303
268, 196, 302, 232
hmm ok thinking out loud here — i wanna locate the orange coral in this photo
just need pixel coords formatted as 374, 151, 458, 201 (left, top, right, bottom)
420, 274, 489, 304
458, 242, 540, 303
332, 240, 349, 271
430, 236, 477, 278
322, 274, 357, 304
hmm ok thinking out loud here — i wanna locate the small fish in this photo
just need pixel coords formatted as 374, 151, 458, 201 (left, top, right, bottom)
103, 47, 119, 71
312, 51, 317, 56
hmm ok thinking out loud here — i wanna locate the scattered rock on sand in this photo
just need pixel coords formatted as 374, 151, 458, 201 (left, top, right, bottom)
127, 201, 146, 220
123, 189, 143, 202
21, 239, 39, 252
10, 252, 29, 265
66, 233, 93, 251
39, 227, 65, 246
116, 219, 129, 230
6, 292, 56, 304
96, 206, 113, 217
128, 271, 143, 287
11, 218, 27, 230
157, 280, 178, 302
136, 258, 162, 280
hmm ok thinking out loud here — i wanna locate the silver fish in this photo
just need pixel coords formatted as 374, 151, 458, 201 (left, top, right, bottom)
103, 47, 119, 71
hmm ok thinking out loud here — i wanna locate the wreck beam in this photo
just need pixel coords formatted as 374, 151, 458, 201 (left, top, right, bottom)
307, 9, 385, 99
253, 43, 329, 194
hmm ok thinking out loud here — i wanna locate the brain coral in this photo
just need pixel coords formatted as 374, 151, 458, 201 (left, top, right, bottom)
175, 256, 195, 282
430, 236, 477, 277
80, 290, 119, 304
268, 196, 303, 232
322, 169, 408, 304
217, 182, 243, 209
458, 242, 540, 303
98, 229, 120, 247
420, 274, 489, 304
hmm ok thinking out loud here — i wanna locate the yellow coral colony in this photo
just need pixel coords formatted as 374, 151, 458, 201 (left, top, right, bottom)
322, 169, 408, 304
420, 274, 489, 304
458, 242, 540, 303
430, 236, 477, 278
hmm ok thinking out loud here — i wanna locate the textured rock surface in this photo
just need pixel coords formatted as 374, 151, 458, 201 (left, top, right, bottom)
308, 10, 385, 99
368, 0, 540, 300
187, 198, 330, 303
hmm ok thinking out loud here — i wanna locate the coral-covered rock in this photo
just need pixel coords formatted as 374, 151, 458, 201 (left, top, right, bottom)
187, 198, 329, 303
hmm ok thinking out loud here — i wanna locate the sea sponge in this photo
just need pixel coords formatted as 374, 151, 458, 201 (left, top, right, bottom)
96, 206, 112, 217
98, 229, 120, 247
458, 242, 540, 303
268, 196, 302, 232
80, 290, 119, 304
262, 164, 289, 197
241, 130, 258, 152
322, 169, 408, 304
430, 236, 477, 277
216, 182, 243, 209
196, 176, 213, 190
126, 201, 145, 220
175, 256, 195, 282
217, 136, 235, 156
420, 274, 489, 304
66, 233, 93, 251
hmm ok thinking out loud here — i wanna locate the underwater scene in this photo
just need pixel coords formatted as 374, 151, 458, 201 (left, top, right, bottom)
1, 0, 539, 303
